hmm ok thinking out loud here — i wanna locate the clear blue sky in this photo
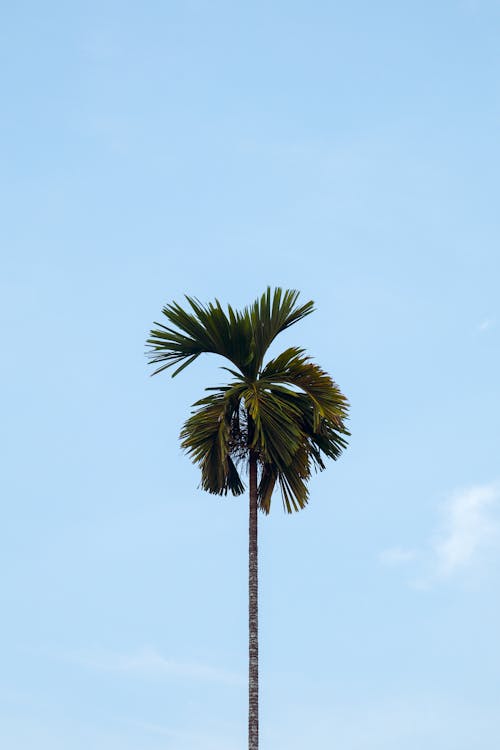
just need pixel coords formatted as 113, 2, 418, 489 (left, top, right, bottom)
2, 1, 499, 748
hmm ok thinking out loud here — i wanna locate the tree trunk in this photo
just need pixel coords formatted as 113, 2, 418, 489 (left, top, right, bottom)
248, 452, 259, 750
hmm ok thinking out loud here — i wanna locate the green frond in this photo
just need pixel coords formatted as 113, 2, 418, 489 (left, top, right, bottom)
180, 386, 246, 496
258, 445, 310, 515
262, 386, 350, 462
260, 348, 350, 430
277, 444, 311, 513
251, 352, 349, 512
249, 288, 314, 376
147, 287, 314, 379
242, 382, 304, 470
147, 296, 254, 377
257, 464, 277, 514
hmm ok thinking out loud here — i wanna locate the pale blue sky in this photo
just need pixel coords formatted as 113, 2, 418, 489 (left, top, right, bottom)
1, 1, 500, 748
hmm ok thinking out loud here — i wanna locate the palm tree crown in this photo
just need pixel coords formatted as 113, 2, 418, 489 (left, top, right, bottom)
147, 287, 349, 513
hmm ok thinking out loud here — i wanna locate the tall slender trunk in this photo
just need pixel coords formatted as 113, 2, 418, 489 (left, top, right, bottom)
248, 452, 259, 750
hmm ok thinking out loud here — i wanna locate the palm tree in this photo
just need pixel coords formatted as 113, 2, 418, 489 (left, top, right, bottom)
147, 287, 349, 750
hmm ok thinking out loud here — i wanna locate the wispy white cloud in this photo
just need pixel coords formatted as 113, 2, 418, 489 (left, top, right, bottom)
380, 482, 500, 587
433, 483, 499, 578
477, 317, 495, 332
65, 646, 243, 685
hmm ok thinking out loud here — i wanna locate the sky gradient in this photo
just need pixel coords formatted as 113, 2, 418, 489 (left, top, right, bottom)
2, 1, 500, 748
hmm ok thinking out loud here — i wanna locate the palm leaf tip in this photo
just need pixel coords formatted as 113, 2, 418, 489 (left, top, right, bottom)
248, 287, 315, 376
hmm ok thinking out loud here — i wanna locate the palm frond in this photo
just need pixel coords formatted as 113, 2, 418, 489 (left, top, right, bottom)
252, 350, 349, 512
147, 296, 254, 377
249, 288, 314, 376
277, 443, 311, 513
260, 347, 350, 430
258, 444, 311, 515
242, 382, 304, 470
257, 463, 277, 514
147, 288, 314, 380
180, 384, 247, 496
